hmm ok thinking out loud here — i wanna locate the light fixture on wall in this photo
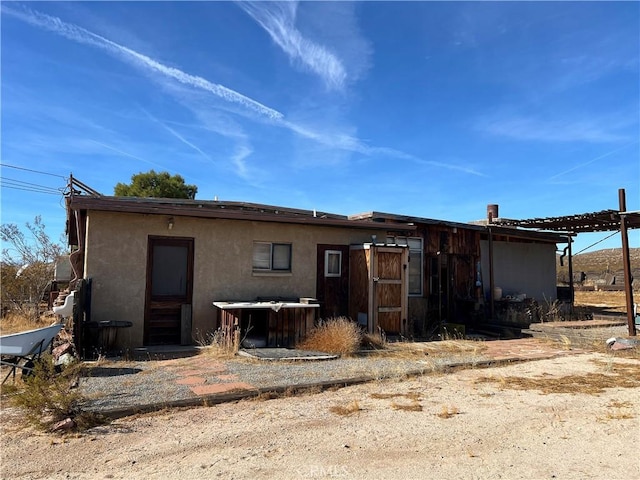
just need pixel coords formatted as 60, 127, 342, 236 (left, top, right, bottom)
167, 217, 174, 230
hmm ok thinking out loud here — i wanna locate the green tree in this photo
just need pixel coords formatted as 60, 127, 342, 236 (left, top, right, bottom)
1, 216, 65, 320
114, 170, 198, 199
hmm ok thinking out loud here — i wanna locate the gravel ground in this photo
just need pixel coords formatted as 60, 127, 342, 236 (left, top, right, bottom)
79, 349, 489, 413
2, 352, 639, 480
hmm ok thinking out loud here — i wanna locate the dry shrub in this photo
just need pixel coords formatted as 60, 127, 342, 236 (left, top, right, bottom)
9, 355, 101, 432
298, 317, 362, 356
361, 332, 386, 350
329, 400, 361, 416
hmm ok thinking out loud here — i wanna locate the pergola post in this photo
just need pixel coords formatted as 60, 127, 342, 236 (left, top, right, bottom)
619, 189, 636, 336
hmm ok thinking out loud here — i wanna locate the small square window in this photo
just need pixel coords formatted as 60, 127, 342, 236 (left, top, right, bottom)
324, 250, 342, 277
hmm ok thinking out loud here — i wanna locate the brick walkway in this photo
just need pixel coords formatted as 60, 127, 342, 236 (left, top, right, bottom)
80, 337, 589, 418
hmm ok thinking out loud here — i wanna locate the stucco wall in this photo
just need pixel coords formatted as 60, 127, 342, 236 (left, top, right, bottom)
83, 211, 385, 348
480, 240, 558, 303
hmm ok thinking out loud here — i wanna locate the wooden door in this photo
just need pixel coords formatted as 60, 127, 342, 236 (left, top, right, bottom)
371, 246, 408, 336
144, 236, 194, 345
316, 245, 349, 320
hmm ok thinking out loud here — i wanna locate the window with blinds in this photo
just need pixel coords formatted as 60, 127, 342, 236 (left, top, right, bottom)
253, 242, 292, 272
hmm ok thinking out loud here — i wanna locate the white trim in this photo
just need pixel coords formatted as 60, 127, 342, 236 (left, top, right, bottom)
324, 250, 342, 277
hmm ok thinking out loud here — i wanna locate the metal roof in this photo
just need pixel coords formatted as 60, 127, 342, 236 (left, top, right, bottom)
67, 195, 417, 232
350, 211, 568, 243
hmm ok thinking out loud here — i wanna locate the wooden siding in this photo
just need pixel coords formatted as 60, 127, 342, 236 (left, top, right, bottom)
219, 307, 315, 349
267, 308, 315, 347
349, 248, 370, 323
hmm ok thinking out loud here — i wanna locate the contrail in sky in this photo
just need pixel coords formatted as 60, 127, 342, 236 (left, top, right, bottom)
547, 140, 639, 181
4, 4, 486, 177
2, 5, 284, 121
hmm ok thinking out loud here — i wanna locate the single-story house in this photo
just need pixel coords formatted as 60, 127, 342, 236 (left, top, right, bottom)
64, 193, 566, 354
64, 194, 415, 354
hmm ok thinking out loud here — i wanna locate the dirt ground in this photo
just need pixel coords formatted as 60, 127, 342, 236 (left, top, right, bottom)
573, 290, 629, 314
1, 352, 639, 480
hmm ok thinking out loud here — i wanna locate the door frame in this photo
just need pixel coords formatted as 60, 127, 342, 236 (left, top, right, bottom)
370, 245, 409, 336
316, 244, 350, 320
143, 236, 194, 345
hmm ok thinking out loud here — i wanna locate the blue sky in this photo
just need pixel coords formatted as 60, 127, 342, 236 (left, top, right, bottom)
1, 1, 638, 254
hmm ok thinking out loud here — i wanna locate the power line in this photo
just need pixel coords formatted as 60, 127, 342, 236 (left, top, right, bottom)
2, 177, 63, 192
574, 230, 620, 256
0, 184, 62, 195
0, 163, 67, 180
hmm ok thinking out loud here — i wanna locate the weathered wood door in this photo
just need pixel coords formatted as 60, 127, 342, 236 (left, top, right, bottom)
144, 236, 194, 345
349, 245, 408, 336
371, 246, 408, 335
316, 244, 349, 320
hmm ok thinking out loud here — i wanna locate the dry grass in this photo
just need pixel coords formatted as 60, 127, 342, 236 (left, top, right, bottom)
370, 392, 421, 401
0, 312, 55, 335
598, 399, 635, 422
297, 317, 362, 356
194, 327, 238, 359
391, 401, 422, 412
361, 332, 386, 350
475, 359, 640, 395
436, 405, 460, 418
574, 290, 628, 314
329, 400, 362, 416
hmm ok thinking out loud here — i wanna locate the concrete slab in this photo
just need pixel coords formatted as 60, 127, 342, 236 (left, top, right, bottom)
238, 348, 338, 361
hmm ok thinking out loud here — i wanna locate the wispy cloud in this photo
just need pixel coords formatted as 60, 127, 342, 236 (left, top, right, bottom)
476, 113, 632, 143
4, 4, 484, 179
2, 4, 283, 121
88, 140, 165, 169
141, 108, 212, 162
231, 145, 253, 180
237, 1, 347, 90
284, 119, 487, 177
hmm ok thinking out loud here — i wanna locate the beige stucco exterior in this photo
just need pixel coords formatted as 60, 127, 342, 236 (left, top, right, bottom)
83, 210, 387, 349
480, 239, 558, 302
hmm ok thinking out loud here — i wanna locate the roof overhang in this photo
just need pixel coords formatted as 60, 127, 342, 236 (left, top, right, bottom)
349, 211, 486, 232
67, 196, 417, 232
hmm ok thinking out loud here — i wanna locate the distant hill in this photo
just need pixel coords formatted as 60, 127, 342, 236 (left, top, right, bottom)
557, 247, 640, 285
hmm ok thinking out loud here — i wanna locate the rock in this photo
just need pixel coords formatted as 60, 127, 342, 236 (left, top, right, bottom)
55, 353, 75, 366
53, 343, 73, 360
606, 337, 639, 350
51, 418, 76, 432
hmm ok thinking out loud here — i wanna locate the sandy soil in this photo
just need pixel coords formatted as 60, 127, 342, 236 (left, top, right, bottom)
1, 353, 639, 480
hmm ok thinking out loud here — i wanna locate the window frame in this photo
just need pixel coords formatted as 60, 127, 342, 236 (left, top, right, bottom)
324, 250, 342, 277
387, 236, 423, 296
252, 241, 292, 273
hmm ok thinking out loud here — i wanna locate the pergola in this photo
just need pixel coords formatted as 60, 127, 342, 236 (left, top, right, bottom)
494, 189, 639, 336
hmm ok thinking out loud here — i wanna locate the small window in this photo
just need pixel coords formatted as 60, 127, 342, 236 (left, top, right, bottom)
253, 242, 292, 272
324, 250, 342, 277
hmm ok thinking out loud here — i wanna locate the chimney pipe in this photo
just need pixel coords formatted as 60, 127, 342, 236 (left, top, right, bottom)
487, 204, 499, 224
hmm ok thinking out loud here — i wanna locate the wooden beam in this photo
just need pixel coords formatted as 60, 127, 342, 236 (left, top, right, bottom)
619, 189, 636, 336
